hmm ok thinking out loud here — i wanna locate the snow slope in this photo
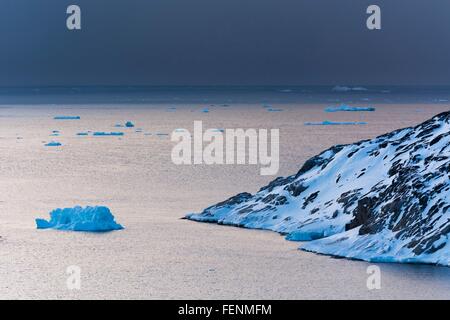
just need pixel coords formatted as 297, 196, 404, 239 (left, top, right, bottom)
187, 112, 450, 266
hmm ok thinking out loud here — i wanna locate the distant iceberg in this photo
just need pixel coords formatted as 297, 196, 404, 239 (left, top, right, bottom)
93, 132, 124, 136
36, 206, 124, 232
325, 105, 376, 112
332, 86, 368, 92
44, 141, 62, 147
54, 116, 80, 120
304, 121, 367, 126
156, 132, 169, 137
125, 121, 135, 128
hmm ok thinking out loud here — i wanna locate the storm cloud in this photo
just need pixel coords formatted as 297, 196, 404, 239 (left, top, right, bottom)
0, 0, 449, 86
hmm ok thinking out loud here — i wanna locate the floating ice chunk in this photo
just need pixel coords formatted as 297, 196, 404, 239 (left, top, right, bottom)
304, 121, 367, 126
156, 132, 169, 138
125, 121, 135, 128
352, 87, 368, 92
44, 141, 62, 147
332, 86, 352, 92
325, 105, 376, 112
77, 132, 89, 136
332, 86, 368, 92
54, 116, 80, 120
36, 206, 124, 232
267, 108, 283, 112
93, 132, 124, 136
201, 108, 209, 113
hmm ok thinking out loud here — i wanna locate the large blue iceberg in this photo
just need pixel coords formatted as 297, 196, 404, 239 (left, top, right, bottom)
36, 206, 124, 232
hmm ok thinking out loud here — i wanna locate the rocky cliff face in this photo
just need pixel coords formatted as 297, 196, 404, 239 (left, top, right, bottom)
187, 112, 450, 266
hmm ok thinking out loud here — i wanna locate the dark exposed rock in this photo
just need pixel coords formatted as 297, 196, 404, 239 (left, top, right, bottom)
187, 111, 450, 266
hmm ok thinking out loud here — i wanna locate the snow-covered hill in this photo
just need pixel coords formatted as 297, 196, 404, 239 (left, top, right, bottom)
187, 112, 450, 266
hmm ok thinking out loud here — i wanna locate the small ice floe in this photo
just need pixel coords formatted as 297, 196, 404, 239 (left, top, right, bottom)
174, 128, 186, 132
44, 141, 62, 147
54, 116, 80, 120
49, 133, 60, 137
352, 87, 368, 92
263, 104, 283, 112
76, 132, 89, 136
35, 206, 124, 232
201, 108, 210, 113
332, 86, 368, 92
304, 121, 367, 126
332, 86, 352, 92
93, 132, 124, 136
155, 132, 169, 138
267, 108, 283, 112
325, 105, 376, 112
125, 121, 135, 128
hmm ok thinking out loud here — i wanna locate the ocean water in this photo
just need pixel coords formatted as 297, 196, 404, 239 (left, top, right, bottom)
0, 89, 449, 299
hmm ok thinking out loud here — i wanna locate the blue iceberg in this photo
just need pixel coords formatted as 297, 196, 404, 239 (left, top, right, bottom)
44, 141, 62, 147
54, 116, 80, 120
325, 105, 376, 112
93, 132, 124, 136
304, 121, 367, 126
267, 108, 283, 112
125, 121, 135, 128
36, 206, 124, 232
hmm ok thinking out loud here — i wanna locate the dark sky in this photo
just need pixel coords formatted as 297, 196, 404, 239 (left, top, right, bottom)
1, 0, 450, 86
